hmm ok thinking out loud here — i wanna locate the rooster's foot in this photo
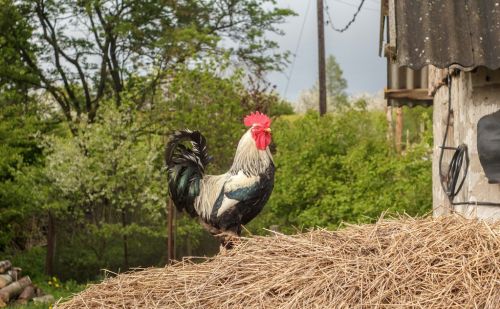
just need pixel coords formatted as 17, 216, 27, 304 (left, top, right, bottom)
215, 231, 239, 249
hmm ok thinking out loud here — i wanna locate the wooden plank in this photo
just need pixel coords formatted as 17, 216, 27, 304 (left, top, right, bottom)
388, 0, 396, 51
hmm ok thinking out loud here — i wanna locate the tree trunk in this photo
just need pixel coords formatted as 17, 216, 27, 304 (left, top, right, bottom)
186, 234, 192, 256
45, 212, 55, 276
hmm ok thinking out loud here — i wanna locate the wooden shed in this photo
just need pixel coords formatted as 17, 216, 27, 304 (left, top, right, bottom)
381, 0, 500, 218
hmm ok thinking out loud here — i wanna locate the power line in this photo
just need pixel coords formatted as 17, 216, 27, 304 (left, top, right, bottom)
332, 0, 377, 12
324, 0, 368, 33
283, 0, 312, 99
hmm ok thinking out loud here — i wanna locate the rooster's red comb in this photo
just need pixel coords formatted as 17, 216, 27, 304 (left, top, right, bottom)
244, 111, 271, 128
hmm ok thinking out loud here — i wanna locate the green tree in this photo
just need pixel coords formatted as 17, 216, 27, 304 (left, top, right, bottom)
0, 92, 58, 252
43, 100, 167, 278
325, 55, 348, 105
0, 0, 295, 278
0, 0, 294, 128
297, 54, 348, 113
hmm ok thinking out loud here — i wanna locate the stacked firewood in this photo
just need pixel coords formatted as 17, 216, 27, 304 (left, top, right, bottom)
0, 260, 53, 307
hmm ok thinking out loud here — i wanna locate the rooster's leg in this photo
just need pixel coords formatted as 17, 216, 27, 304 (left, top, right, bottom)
198, 219, 240, 249
215, 230, 240, 249
198, 218, 221, 235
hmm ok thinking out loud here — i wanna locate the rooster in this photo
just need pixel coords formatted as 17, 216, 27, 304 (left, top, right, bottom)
165, 112, 275, 245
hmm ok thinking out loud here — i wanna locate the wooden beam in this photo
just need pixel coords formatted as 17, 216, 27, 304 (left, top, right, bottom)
384, 88, 433, 101
379, 0, 389, 56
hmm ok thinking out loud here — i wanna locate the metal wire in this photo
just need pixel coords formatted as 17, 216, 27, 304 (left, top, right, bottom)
325, 0, 367, 33
283, 0, 312, 99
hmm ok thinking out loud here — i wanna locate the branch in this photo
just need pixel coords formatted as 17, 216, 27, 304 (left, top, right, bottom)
94, 3, 123, 106
35, 1, 81, 117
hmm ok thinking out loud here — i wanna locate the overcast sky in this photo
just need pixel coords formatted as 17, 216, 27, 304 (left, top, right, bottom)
266, 0, 386, 103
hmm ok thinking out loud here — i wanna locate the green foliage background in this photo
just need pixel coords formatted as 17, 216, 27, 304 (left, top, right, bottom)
0, 67, 433, 283
0, 0, 432, 293
249, 108, 432, 233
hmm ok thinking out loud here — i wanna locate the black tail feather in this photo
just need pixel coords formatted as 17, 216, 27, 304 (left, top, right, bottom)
165, 130, 210, 217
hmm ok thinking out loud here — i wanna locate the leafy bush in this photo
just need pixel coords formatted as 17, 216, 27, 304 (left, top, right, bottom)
250, 109, 432, 233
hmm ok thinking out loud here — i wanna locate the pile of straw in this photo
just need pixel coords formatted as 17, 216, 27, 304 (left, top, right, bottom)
57, 216, 500, 308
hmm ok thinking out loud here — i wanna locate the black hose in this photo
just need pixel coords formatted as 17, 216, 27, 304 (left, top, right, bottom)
437, 73, 500, 207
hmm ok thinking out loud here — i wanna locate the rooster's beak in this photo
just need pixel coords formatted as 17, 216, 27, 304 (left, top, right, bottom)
265, 128, 272, 133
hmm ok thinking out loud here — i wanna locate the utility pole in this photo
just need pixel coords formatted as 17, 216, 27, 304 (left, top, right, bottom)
317, 0, 327, 116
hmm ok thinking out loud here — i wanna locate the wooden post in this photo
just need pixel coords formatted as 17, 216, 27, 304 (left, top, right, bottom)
386, 105, 394, 143
395, 106, 403, 152
121, 210, 129, 270
167, 198, 175, 264
317, 0, 327, 116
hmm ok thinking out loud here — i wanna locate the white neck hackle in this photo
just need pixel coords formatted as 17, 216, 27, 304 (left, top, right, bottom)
229, 129, 273, 176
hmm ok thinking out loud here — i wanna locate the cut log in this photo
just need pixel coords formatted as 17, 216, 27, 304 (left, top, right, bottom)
34, 286, 44, 297
0, 261, 11, 274
15, 285, 35, 305
8, 268, 21, 281
0, 275, 12, 289
0, 276, 31, 303
33, 294, 54, 304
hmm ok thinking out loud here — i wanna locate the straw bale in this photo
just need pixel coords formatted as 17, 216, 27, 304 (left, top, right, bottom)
56, 216, 500, 308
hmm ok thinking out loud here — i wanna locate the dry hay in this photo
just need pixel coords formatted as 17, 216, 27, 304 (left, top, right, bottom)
57, 216, 500, 308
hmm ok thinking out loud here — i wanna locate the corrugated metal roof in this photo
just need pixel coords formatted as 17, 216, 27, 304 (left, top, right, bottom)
385, 60, 432, 107
395, 0, 500, 70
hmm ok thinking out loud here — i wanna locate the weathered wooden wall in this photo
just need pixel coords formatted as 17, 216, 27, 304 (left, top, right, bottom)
430, 66, 500, 218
